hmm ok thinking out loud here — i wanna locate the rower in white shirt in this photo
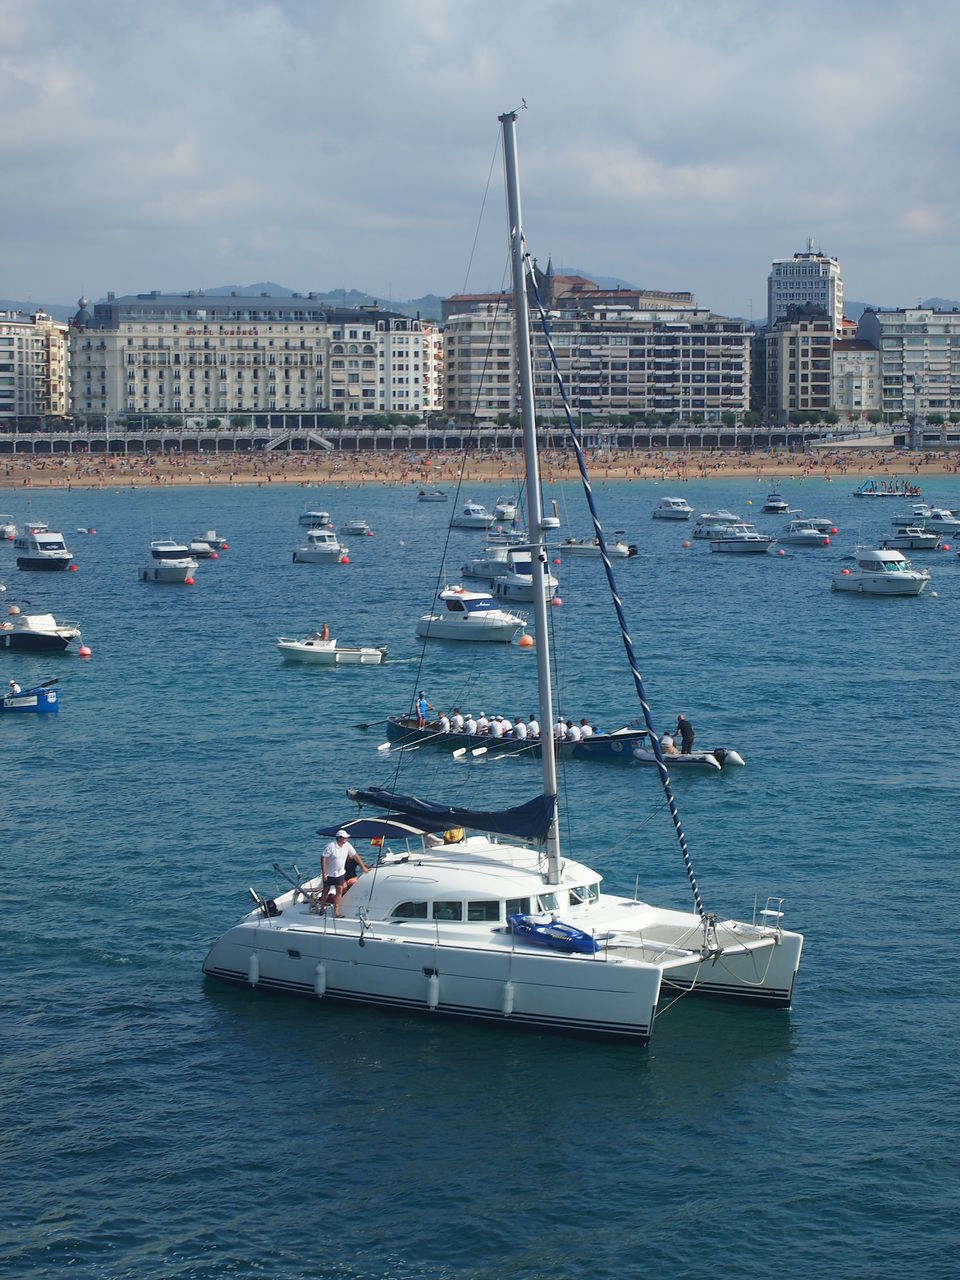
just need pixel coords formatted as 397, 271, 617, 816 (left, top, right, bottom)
439, 713, 451, 732
489, 715, 503, 738
451, 708, 464, 732
476, 711, 489, 734
565, 720, 582, 742
513, 717, 527, 741
464, 714, 477, 735
579, 718, 594, 738
527, 715, 540, 739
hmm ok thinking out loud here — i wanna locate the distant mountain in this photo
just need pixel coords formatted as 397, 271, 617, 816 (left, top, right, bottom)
553, 267, 640, 291
0, 298, 74, 322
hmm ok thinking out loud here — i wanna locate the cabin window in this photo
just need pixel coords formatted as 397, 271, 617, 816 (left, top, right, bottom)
505, 897, 532, 916
569, 883, 600, 906
444, 599, 466, 613
432, 901, 463, 921
537, 893, 559, 911
467, 900, 500, 922
391, 901, 428, 919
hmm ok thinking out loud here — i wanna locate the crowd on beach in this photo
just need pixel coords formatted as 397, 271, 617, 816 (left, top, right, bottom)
4, 444, 960, 492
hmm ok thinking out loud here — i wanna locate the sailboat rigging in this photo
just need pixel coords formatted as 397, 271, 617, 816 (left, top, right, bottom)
202, 111, 802, 1043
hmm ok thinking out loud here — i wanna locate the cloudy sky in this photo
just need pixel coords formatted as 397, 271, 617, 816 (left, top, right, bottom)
3, 0, 958, 317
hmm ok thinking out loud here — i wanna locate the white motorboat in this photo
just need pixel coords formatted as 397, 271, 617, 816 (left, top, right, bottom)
188, 539, 219, 559
802, 517, 836, 534
492, 548, 559, 603
493, 496, 519, 521
292, 529, 348, 564
890, 503, 933, 527
709, 523, 776, 553
761, 491, 790, 514
560, 536, 637, 557
692, 510, 740, 539
450, 500, 497, 530
277, 632, 387, 665
202, 110, 801, 1046
460, 530, 528, 583
14, 526, 73, 571
919, 507, 960, 534
0, 514, 16, 541
832, 546, 930, 595
780, 519, 830, 547
198, 529, 228, 550
652, 496, 694, 520
417, 488, 448, 502
416, 586, 526, 643
341, 519, 373, 537
299, 510, 333, 528
883, 526, 941, 551
1, 607, 82, 651
139, 540, 198, 583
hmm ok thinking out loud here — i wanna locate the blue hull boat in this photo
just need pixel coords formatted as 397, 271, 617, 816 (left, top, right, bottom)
1, 682, 59, 714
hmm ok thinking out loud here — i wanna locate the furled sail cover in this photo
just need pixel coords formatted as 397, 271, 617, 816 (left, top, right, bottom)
346, 787, 555, 842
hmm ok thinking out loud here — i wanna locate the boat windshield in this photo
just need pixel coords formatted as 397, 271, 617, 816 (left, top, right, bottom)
464, 597, 498, 612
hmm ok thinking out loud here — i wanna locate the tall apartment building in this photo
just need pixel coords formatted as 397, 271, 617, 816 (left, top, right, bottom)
832, 340, 880, 418
764, 305, 833, 424
0, 309, 70, 422
69, 292, 443, 421
768, 241, 843, 338
857, 307, 960, 419
444, 295, 750, 422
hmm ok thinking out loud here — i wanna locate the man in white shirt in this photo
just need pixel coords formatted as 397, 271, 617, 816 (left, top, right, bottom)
512, 717, 527, 741
476, 711, 489, 734
565, 720, 582, 743
554, 718, 565, 739
451, 707, 464, 732
464, 714, 477, 735
439, 712, 451, 733
321, 829, 356, 917
580, 718, 594, 738
489, 715, 503, 739
8, 680, 21, 696
527, 715, 540, 739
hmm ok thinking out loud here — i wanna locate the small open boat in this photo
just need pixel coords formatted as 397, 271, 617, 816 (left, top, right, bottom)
1, 679, 59, 714
277, 632, 387, 665
507, 914, 599, 954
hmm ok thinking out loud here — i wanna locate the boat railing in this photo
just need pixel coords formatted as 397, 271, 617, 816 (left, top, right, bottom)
754, 896, 784, 934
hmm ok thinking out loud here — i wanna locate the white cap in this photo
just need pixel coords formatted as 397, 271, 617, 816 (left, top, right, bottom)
336, 829, 348, 839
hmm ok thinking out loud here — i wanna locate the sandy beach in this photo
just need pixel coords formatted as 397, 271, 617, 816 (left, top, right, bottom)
3, 446, 960, 491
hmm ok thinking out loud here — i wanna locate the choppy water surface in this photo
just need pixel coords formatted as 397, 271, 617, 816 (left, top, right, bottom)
2, 475, 959, 1278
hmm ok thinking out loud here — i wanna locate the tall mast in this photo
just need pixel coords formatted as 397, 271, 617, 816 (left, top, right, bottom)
500, 110, 561, 883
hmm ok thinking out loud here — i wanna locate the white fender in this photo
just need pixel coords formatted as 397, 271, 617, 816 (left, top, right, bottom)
247, 952, 260, 986
426, 972, 440, 1010
502, 980, 515, 1016
724, 750, 745, 767
314, 962, 327, 997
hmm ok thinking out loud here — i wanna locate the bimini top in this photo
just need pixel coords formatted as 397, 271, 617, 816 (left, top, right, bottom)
346, 786, 556, 842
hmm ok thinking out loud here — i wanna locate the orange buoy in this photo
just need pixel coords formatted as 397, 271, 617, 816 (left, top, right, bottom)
339, 555, 349, 564
210, 551, 219, 559
830, 527, 838, 535
68, 563, 79, 572
517, 633, 534, 648
822, 537, 830, 545
941, 543, 951, 552
681, 539, 691, 549
550, 596, 562, 606
841, 567, 850, 576
553, 557, 561, 565
185, 576, 195, 585
776, 549, 785, 557
78, 645, 92, 658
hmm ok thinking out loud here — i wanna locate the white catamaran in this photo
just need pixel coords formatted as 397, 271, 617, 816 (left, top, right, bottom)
202, 111, 802, 1043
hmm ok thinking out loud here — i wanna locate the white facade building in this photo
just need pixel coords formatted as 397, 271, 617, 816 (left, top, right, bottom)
69, 292, 442, 422
857, 307, 960, 420
831, 340, 880, 418
768, 242, 843, 338
0, 309, 70, 422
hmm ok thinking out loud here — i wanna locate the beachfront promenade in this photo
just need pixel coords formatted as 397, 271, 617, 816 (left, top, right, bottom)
0, 418, 914, 459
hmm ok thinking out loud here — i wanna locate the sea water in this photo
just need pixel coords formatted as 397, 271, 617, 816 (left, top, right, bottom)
2, 474, 959, 1279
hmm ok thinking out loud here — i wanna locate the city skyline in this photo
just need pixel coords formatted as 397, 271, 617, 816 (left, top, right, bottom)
4, 0, 960, 318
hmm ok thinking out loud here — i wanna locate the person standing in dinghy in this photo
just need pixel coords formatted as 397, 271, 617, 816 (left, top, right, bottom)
675, 714, 694, 754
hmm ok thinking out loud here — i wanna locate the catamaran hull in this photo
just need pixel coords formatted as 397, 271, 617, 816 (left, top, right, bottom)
202, 919, 662, 1042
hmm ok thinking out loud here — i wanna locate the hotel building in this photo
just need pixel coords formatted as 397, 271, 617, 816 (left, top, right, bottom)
768, 243, 843, 338
69, 292, 443, 422
857, 307, 960, 420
